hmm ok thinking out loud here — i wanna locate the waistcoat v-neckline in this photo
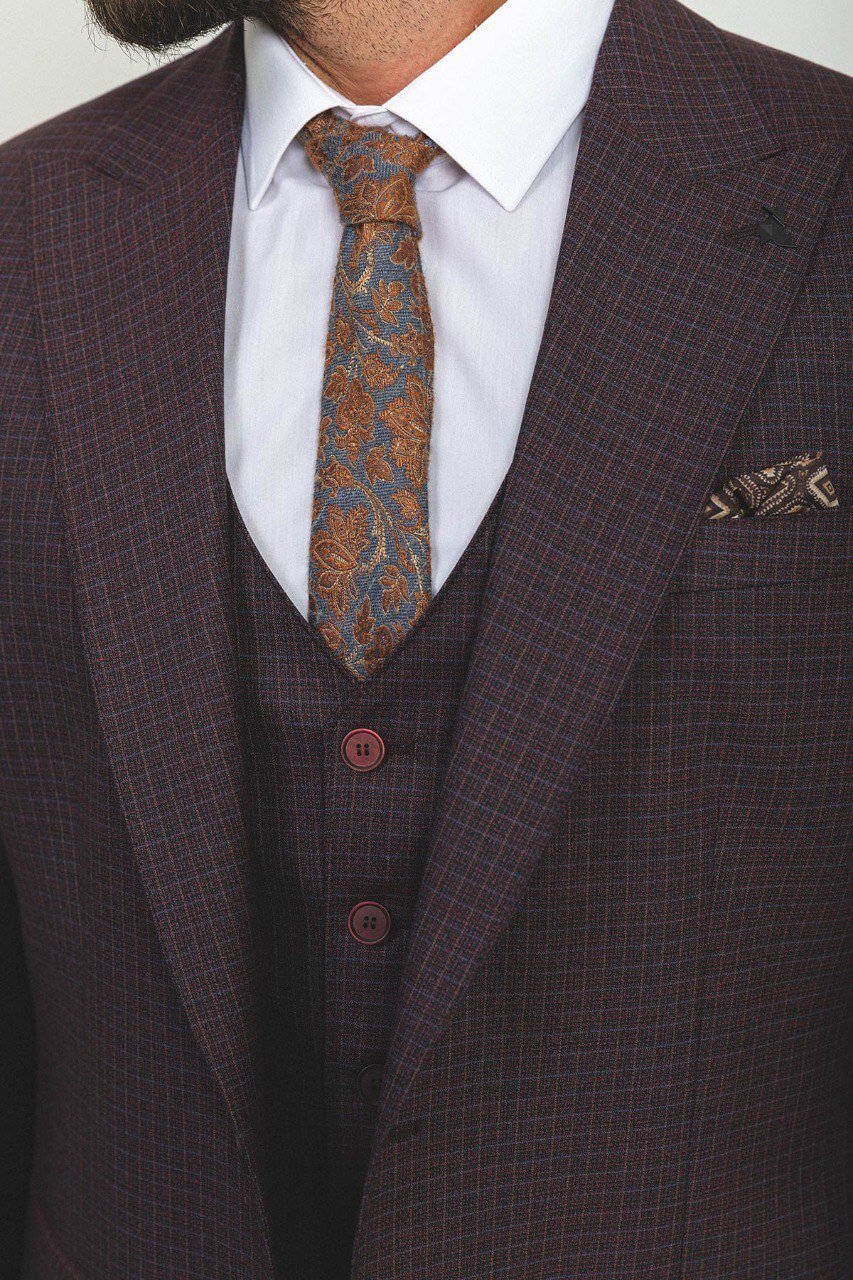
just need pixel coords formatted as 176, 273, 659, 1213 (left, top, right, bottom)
228, 481, 506, 686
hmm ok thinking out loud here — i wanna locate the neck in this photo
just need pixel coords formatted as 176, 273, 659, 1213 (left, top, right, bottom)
286, 0, 507, 104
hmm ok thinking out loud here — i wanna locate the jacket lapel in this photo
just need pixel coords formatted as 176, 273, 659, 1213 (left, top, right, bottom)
375, 0, 845, 1147
29, 25, 271, 1239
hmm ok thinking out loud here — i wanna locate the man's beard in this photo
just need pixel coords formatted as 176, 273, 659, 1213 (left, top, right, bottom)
85, 0, 306, 52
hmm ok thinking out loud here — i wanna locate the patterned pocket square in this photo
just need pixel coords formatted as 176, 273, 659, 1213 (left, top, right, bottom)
703, 451, 839, 520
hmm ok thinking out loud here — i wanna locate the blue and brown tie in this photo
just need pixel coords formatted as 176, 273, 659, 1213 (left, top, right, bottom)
299, 110, 443, 679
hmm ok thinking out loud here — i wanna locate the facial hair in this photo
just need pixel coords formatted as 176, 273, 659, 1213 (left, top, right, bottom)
84, 0, 316, 53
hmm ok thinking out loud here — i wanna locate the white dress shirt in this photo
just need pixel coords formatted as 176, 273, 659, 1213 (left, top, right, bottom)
225, 0, 615, 616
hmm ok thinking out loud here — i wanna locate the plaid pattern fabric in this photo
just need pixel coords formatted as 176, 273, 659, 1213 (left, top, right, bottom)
232, 489, 501, 1278
0, 1, 850, 1276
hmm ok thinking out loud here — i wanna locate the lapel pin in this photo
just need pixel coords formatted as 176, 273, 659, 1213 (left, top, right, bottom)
757, 203, 794, 247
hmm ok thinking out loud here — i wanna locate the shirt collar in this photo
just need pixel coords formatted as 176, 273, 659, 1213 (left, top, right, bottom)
242, 0, 615, 213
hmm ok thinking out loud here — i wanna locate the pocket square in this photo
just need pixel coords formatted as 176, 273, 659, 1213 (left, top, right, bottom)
703, 451, 839, 520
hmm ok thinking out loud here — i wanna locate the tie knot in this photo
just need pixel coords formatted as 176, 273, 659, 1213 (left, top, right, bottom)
299, 110, 442, 235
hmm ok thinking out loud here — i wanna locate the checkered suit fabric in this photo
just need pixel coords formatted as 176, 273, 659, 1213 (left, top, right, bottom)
232, 491, 500, 1277
0, 1, 849, 1276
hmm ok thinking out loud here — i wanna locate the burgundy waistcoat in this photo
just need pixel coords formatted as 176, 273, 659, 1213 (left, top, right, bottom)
231, 491, 502, 1277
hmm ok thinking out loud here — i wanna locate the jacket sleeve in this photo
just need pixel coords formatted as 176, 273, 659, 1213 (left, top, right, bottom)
0, 840, 36, 1270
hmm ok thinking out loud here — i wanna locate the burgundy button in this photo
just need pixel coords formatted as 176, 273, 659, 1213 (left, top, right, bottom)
356, 1063, 383, 1103
347, 901, 392, 945
341, 728, 385, 773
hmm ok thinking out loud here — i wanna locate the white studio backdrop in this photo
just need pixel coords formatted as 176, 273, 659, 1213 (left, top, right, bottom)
1, 0, 851, 145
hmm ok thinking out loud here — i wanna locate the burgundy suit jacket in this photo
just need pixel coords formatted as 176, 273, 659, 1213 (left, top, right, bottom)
0, 2, 850, 1276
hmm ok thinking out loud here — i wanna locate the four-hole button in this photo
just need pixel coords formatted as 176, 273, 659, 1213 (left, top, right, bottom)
341, 728, 386, 773
348, 901, 392, 945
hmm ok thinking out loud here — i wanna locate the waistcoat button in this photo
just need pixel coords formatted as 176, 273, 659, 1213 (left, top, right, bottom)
348, 901, 392, 945
356, 1062, 383, 1103
341, 728, 386, 773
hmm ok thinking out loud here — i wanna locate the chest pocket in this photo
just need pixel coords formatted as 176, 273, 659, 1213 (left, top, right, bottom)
669, 506, 851, 593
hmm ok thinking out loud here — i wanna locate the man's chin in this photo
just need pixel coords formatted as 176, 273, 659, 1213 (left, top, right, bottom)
84, 0, 252, 51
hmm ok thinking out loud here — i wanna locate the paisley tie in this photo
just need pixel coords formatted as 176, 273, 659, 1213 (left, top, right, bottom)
299, 110, 442, 680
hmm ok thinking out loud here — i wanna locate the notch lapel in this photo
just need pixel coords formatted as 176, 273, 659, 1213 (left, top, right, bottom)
29, 26, 271, 1242
374, 0, 845, 1149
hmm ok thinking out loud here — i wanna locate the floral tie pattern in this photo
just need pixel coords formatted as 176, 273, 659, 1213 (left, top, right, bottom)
299, 110, 443, 679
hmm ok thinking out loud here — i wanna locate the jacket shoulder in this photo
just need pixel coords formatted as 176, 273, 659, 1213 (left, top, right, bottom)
0, 36, 218, 174
715, 23, 852, 146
